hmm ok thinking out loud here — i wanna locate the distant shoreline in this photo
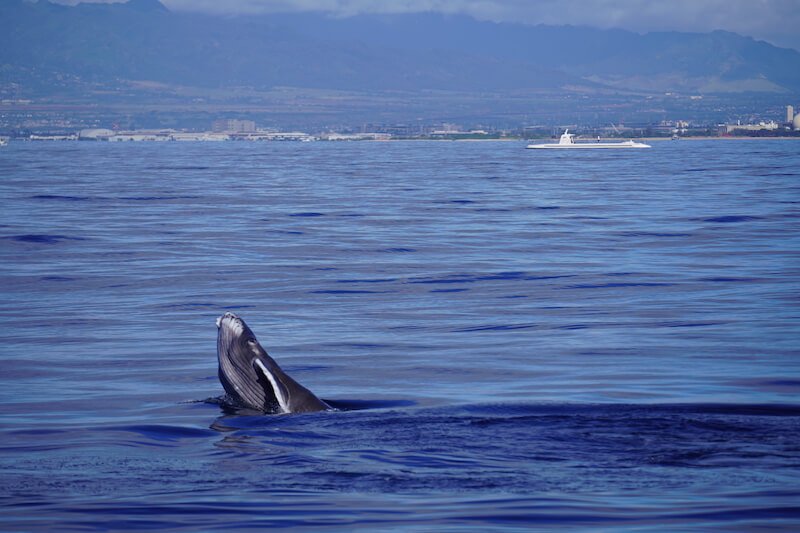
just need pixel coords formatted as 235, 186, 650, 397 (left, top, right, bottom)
7, 135, 799, 144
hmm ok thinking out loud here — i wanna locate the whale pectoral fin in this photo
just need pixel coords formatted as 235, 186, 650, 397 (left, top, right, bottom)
254, 359, 290, 413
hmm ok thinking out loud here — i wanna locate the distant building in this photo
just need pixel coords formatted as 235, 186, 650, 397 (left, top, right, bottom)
724, 121, 779, 133
212, 119, 256, 133
79, 128, 115, 140
787, 105, 795, 124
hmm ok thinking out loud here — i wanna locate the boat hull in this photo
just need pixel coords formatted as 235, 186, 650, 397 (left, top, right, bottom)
526, 142, 650, 149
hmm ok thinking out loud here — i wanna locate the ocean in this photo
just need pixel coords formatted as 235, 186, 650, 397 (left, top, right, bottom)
1, 139, 799, 530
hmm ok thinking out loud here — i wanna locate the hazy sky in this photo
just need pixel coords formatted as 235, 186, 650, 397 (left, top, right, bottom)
56, 0, 800, 50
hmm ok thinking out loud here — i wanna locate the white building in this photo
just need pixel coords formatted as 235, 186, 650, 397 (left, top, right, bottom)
79, 128, 115, 140
725, 121, 779, 133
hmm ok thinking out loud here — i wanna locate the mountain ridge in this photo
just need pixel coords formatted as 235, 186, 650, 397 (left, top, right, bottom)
2, 0, 799, 97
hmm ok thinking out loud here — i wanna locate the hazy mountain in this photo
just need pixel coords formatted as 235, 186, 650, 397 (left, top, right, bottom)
2, 0, 799, 97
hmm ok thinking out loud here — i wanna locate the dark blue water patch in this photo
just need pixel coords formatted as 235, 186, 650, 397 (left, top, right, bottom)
204, 402, 800, 483
700, 277, 759, 283
620, 231, 692, 238
40, 275, 75, 282
734, 378, 800, 394
562, 282, 675, 289
289, 212, 325, 217
431, 288, 469, 293
477, 271, 526, 281
147, 165, 211, 171
701, 215, 764, 223
380, 247, 416, 253
3, 234, 87, 244
446, 199, 476, 205
336, 278, 397, 284
106, 424, 217, 444
410, 274, 475, 285
456, 322, 538, 332
31, 194, 92, 201
410, 271, 570, 285
537, 206, 561, 210
755, 172, 799, 177
325, 399, 418, 411
119, 195, 200, 201
659, 321, 723, 328
310, 290, 387, 295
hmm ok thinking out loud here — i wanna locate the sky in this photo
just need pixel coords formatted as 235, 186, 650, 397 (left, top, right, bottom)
54, 0, 800, 51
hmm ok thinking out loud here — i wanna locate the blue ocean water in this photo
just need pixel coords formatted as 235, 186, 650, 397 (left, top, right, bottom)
1, 139, 799, 530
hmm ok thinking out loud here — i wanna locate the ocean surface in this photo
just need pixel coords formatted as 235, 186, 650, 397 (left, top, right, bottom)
1, 139, 799, 530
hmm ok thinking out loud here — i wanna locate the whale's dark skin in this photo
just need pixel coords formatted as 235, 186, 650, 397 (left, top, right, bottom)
216, 312, 330, 414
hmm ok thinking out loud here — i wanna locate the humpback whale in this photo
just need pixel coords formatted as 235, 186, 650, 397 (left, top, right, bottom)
216, 312, 330, 414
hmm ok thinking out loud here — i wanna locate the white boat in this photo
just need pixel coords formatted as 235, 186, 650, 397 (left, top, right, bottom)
527, 130, 650, 149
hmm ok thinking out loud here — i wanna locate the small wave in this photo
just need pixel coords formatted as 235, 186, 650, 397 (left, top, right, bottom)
381, 247, 416, 253
119, 195, 200, 201
658, 321, 721, 328
310, 289, 386, 294
431, 288, 469, 293
336, 278, 397, 284
562, 282, 674, 289
325, 399, 417, 411
31, 194, 91, 201
732, 378, 800, 394
105, 424, 217, 443
147, 165, 211, 170
620, 231, 692, 238
700, 277, 758, 283
702, 215, 764, 223
409, 272, 570, 285
40, 275, 75, 282
3, 234, 86, 244
456, 322, 538, 332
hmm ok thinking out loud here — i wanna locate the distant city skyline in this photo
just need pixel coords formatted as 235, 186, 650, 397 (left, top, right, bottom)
52, 0, 800, 51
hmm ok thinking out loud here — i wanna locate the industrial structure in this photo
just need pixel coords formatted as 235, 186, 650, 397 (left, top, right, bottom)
790, 105, 800, 130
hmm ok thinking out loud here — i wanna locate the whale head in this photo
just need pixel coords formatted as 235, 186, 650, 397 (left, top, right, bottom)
216, 312, 282, 412
215, 312, 330, 414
